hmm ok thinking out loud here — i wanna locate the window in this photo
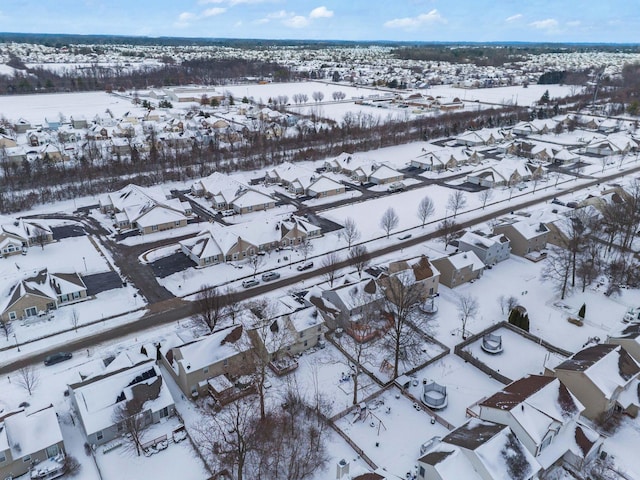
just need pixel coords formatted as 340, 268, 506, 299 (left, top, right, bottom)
25, 306, 37, 317
0, 452, 5, 463
151, 225, 158, 232
223, 359, 228, 366
159, 406, 169, 418
317, 326, 322, 332
96, 431, 104, 441
419, 466, 425, 478
46, 445, 59, 458
23, 455, 31, 463
175, 221, 181, 227
8, 311, 16, 320
203, 367, 209, 375
304, 340, 308, 347
299, 332, 304, 338
73, 291, 81, 299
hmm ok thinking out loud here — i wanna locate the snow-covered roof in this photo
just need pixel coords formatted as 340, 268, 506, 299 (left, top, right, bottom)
556, 344, 640, 401
70, 359, 174, 436
307, 175, 343, 193
170, 324, 250, 374
437, 251, 485, 271
0, 405, 63, 459
370, 164, 402, 180
232, 189, 274, 208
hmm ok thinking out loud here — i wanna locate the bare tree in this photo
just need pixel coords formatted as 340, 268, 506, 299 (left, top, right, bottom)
246, 299, 280, 420
541, 245, 573, 300
349, 245, 371, 278
255, 387, 330, 480
321, 251, 341, 287
298, 237, 313, 262
192, 284, 228, 332
499, 295, 519, 315
112, 398, 150, 456
0, 320, 12, 340
447, 190, 467, 218
341, 217, 361, 249
438, 217, 459, 249
457, 294, 478, 339
417, 196, 435, 228
71, 308, 80, 332
311, 91, 324, 102
248, 254, 265, 278
195, 397, 259, 480
479, 188, 493, 209
16, 365, 40, 395
576, 244, 602, 292
380, 207, 399, 238
380, 271, 427, 378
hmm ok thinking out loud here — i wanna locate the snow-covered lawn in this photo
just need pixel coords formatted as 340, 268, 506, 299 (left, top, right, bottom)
1, 235, 111, 277
462, 326, 568, 381
0, 91, 148, 125
334, 387, 450, 478
403, 354, 506, 428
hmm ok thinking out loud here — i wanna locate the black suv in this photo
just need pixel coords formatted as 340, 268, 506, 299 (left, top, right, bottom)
44, 352, 73, 366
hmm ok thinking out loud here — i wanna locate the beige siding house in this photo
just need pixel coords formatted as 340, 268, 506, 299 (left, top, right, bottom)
0, 405, 66, 480
431, 251, 484, 288
1, 269, 88, 323
492, 220, 549, 257
551, 344, 640, 421
160, 325, 254, 398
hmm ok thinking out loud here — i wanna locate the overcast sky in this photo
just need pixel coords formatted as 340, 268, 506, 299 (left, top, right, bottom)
0, 0, 637, 43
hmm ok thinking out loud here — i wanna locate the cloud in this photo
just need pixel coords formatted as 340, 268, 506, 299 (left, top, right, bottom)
175, 11, 196, 27
283, 15, 309, 28
506, 14, 522, 22
384, 9, 446, 29
566, 20, 581, 27
202, 7, 226, 16
258, 7, 333, 28
529, 18, 559, 30
309, 6, 334, 19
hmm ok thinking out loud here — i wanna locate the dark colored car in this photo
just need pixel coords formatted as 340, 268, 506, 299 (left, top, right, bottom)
44, 352, 73, 366
261, 271, 281, 282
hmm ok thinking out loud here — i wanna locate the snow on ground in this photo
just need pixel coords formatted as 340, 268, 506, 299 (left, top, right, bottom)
403, 354, 505, 428
603, 416, 640, 479
1, 235, 111, 277
334, 386, 450, 478
462, 326, 566, 380
0, 91, 148, 125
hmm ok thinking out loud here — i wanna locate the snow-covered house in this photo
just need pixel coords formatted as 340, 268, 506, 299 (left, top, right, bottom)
323, 152, 374, 177
584, 134, 634, 156
492, 219, 549, 257
457, 231, 511, 266
231, 189, 276, 214
551, 344, 640, 421
368, 165, 404, 185
321, 278, 387, 332
552, 148, 579, 165
416, 419, 540, 480
0, 269, 88, 323
455, 130, 497, 147
466, 159, 531, 188
431, 251, 485, 288
385, 255, 440, 300
307, 175, 346, 198
410, 147, 469, 171
180, 215, 321, 266
607, 323, 640, 364
0, 216, 54, 255
99, 184, 191, 234
69, 358, 176, 447
248, 305, 325, 363
0, 405, 66, 480
478, 375, 602, 471
160, 324, 254, 398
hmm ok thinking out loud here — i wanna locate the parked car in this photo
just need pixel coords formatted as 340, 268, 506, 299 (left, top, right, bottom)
221, 209, 236, 217
44, 352, 73, 366
388, 182, 405, 192
296, 261, 314, 271
262, 271, 281, 282
398, 233, 412, 240
242, 279, 260, 288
